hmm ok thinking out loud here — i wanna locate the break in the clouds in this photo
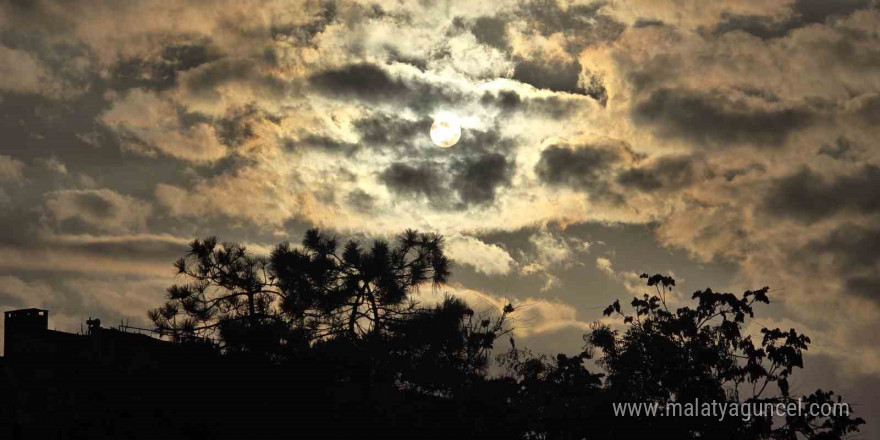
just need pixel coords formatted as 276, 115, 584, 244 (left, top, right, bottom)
1, 0, 880, 435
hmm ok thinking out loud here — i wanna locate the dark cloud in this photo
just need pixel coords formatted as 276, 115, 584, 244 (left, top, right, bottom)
633, 88, 814, 147
508, 58, 608, 104
0, 292, 24, 310
346, 189, 376, 212
845, 275, 880, 302
52, 237, 187, 265
451, 153, 512, 206
803, 224, 880, 303
535, 143, 625, 202
471, 16, 509, 50
513, 59, 586, 96
379, 162, 446, 200
520, 0, 605, 35
581, 73, 608, 106
377, 136, 514, 208
481, 90, 522, 112
479, 90, 580, 118
822, 34, 880, 72
181, 57, 288, 100
310, 63, 409, 100
216, 104, 282, 148
309, 63, 459, 111
625, 54, 681, 94
817, 136, 861, 161
807, 223, 880, 271
710, 0, 872, 40
633, 19, 665, 29
723, 163, 766, 182
66, 191, 115, 218
764, 166, 880, 223
353, 114, 431, 151
517, 0, 625, 54
453, 126, 516, 156
268, 1, 337, 47
854, 94, 880, 124
109, 42, 214, 91
0, 200, 48, 247
710, 13, 799, 40
734, 86, 783, 103
470, 1, 620, 100
384, 48, 428, 71
617, 155, 713, 192
286, 135, 357, 154
794, 0, 872, 25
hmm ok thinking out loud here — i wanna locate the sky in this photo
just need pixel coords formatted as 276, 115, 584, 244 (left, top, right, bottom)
0, 0, 878, 432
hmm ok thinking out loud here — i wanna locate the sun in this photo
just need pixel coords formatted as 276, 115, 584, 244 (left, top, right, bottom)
430, 113, 462, 148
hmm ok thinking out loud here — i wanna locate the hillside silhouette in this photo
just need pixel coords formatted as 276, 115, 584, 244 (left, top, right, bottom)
0, 229, 865, 439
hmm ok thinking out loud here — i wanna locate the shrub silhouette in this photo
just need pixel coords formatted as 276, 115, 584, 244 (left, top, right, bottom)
500, 273, 865, 439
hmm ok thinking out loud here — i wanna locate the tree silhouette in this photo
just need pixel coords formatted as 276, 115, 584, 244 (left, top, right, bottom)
146, 237, 290, 355
271, 228, 451, 340
137, 231, 866, 439
149, 229, 453, 355
500, 273, 865, 439
6, 236, 866, 438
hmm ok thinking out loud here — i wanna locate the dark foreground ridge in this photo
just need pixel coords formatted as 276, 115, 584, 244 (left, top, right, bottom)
0, 229, 866, 440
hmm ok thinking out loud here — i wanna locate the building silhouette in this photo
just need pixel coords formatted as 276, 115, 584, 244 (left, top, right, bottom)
1, 308, 220, 439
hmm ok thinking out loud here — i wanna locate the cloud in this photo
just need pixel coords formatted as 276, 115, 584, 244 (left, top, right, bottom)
446, 234, 515, 276
515, 0, 625, 52
529, 230, 573, 267
451, 152, 512, 206
108, 41, 215, 92
101, 89, 228, 162
379, 162, 447, 201
763, 165, 880, 223
817, 137, 862, 161
595, 257, 645, 295
710, 0, 872, 40
617, 154, 714, 192
423, 284, 590, 337
632, 87, 815, 147
308, 63, 461, 111
471, 15, 509, 50
535, 140, 633, 202
154, 175, 295, 229
353, 114, 431, 151
43, 189, 152, 235
512, 59, 583, 94
518, 229, 596, 292
806, 223, 880, 272
0, 45, 59, 96
851, 93, 880, 125
845, 275, 880, 303
0, 155, 25, 182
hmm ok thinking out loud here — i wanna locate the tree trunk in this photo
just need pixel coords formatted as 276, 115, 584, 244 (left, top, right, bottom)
349, 289, 362, 338
366, 285, 380, 335
247, 292, 256, 321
